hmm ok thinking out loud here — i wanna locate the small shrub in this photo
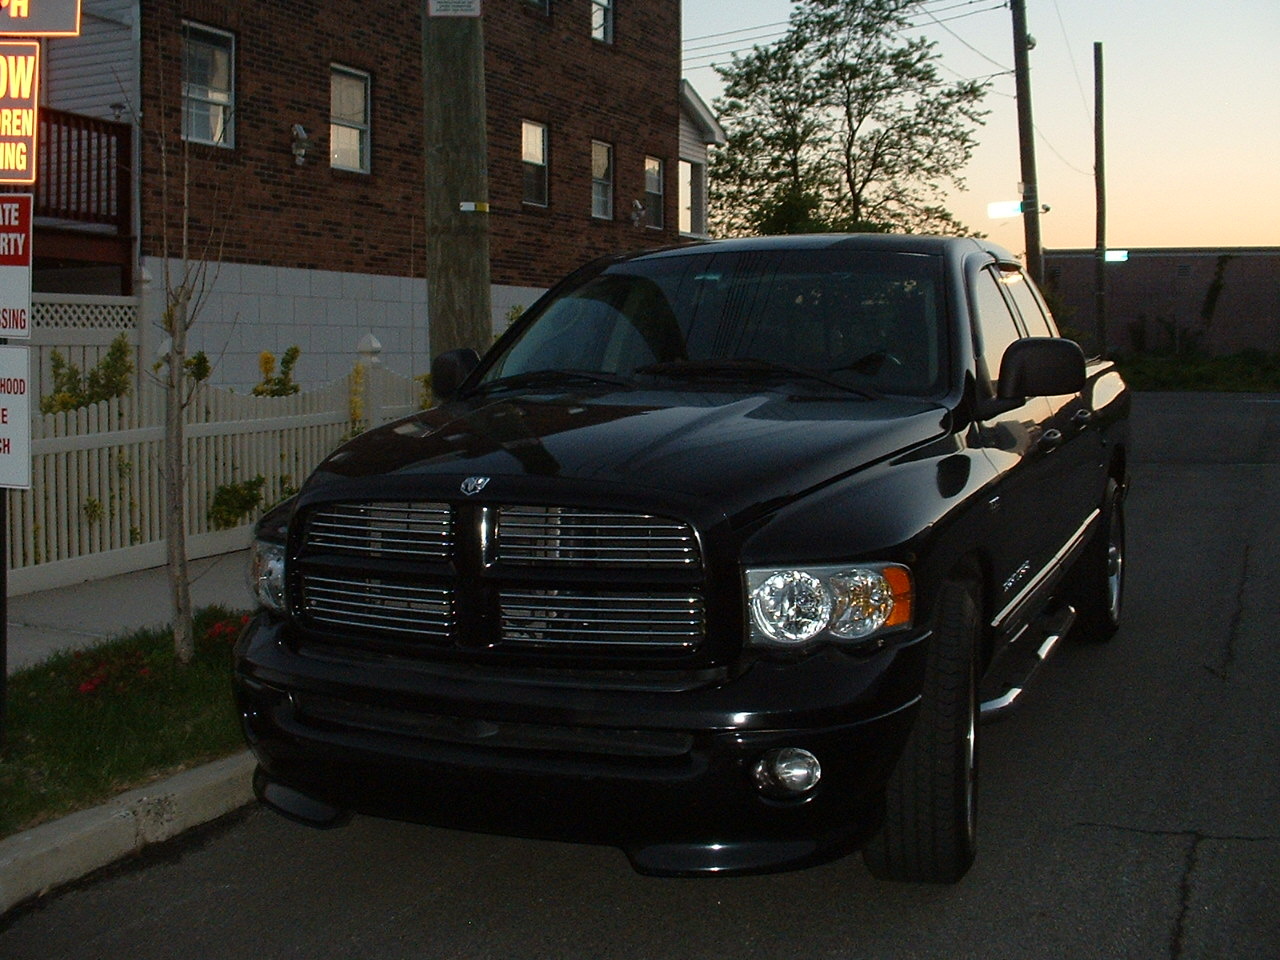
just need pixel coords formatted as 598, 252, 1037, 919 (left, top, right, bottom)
252, 346, 301, 397
208, 475, 267, 530
40, 333, 134, 414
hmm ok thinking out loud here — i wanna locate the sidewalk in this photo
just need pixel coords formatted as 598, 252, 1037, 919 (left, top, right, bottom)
1, 552, 260, 916
6, 550, 254, 675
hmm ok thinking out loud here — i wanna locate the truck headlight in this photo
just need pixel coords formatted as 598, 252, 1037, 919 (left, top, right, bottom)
247, 497, 294, 614
249, 539, 287, 613
745, 563, 912, 650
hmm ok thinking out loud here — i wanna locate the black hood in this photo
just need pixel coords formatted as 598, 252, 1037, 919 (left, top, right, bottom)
305, 388, 949, 523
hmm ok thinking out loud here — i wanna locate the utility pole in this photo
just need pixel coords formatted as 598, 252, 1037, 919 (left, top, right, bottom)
422, 3, 492, 357
1093, 42, 1108, 358
1010, 0, 1043, 285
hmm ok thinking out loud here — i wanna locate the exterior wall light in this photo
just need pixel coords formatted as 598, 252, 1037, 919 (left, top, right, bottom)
291, 124, 312, 165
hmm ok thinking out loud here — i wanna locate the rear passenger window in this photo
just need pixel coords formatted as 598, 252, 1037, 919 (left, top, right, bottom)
1002, 270, 1057, 338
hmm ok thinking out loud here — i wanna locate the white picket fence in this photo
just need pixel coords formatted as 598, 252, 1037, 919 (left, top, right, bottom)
6, 360, 421, 595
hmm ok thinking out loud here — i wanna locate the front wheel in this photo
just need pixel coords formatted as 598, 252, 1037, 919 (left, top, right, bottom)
862, 580, 980, 884
1068, 477, 1125, 642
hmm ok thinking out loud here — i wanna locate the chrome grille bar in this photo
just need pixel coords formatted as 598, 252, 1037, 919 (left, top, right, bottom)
302, 574, 453, 639
306, 502, 453, 560
500, 589, 704, 649
497, 506, 698, 567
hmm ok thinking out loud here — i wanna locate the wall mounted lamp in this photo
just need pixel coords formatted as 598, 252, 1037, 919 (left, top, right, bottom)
291, 124, 313, 165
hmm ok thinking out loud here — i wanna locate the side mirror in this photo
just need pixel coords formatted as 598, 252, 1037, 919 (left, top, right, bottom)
998, 338, 1085, 400
430, 348, 480, 401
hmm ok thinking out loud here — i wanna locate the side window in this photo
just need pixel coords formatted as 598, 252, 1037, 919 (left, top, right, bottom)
643, 156, 663, 229
521, 121, 548, 206
1002, 269, 1057, 338
182, 22, 235, 147
972, 268, 1022, 388
330, 66, 371, 173
591, 140, 613, 219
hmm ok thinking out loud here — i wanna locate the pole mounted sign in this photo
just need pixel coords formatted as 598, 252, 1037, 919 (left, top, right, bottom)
0, 193, 30, 337
0, 0, 82, 37
0, 40, 37, 184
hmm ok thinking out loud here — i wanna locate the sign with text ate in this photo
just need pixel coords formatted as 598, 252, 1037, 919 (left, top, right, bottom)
0, 345, 29, 489
0, 193, 30, 338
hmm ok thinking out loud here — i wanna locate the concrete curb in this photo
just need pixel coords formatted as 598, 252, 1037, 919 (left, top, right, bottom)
0, 751, 256, 917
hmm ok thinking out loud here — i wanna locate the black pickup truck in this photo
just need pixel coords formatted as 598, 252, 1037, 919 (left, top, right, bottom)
234, 234, 1129, 883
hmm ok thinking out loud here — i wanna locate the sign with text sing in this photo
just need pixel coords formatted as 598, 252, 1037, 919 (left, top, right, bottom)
0, 0, 82, 37
0, 41, 37, 184
0, 193, 30, 338
0, 345, 30, 489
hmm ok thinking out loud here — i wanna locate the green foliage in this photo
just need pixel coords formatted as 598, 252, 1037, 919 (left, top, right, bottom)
40, 333, 135, 414
251, 345, 301, 397
207, 475, 267, 530
1113, 351, 1280, 393
0, 607, 248, 838
710, 0, 988, 237
185, 350, 211, 383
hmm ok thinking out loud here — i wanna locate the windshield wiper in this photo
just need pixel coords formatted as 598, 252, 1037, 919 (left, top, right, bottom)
636, 358, 875, 399
472, 369, 636, 394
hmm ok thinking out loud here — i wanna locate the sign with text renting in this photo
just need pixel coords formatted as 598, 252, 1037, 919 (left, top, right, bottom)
0, 193, 30, 338
0, 345, 29, 489
0, 41, 37, 184
0, 0, 81, 37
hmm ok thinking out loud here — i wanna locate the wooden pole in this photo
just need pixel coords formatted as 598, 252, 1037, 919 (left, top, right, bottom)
422, 6, 492, 357
1094, 42, 1108, 358
1010, 0, 1043, 284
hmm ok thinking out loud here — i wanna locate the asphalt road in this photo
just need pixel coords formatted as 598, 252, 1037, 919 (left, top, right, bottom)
3, 393, 1277, 960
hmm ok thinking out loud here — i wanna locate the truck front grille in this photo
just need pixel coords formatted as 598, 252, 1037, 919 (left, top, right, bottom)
294, 500, 707, 662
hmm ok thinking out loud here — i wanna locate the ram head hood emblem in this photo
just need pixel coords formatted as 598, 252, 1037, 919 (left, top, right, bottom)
460, 476, 491, 496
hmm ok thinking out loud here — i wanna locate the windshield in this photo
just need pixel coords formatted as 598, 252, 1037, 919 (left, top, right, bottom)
480, 247, 949, 397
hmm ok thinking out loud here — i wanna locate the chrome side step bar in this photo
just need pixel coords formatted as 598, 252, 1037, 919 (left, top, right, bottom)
979, 601, 1076, 721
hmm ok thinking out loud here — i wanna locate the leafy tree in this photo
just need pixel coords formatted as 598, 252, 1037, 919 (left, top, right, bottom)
711, 0, 989, 237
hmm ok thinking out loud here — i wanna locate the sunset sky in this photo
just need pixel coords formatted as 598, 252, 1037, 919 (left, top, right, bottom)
682, 0, 1280, 253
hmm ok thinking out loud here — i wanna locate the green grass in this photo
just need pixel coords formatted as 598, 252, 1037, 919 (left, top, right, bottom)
1113, 351, 1280, 393
0, 607, 250, 839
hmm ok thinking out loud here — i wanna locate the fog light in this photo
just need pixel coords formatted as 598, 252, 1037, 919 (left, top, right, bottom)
753, 747, 822, 797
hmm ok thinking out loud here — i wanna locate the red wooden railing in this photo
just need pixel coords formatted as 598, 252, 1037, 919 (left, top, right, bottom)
27, 107, 133, 234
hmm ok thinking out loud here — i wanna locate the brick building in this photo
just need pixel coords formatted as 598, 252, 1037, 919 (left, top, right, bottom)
29, 0, 716, 387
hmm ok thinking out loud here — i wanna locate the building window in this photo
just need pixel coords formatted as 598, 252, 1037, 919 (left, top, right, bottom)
330, 66, 371, 172
522, 121, 548, 206
591, 0, 614, 43
591, 140, 613, 219
182, 22, 234, 146
524, 0, 550, 12
679, 159, 708, 235
643, 156, 663, 229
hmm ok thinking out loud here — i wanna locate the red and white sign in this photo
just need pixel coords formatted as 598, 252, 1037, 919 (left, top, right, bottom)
0, 193, 30, 338
0, 41, 37, 184
0, 345, 29, 489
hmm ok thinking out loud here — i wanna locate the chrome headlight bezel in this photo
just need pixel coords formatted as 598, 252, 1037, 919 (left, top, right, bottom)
248, 538, 287, 614
744, 562, 913, 652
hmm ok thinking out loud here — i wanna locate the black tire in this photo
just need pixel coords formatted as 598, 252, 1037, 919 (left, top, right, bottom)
1067, 477, 1125, 642
862, 580, 980, 884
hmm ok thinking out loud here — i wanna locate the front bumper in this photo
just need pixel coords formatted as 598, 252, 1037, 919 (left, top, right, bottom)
234, 616, 926, 876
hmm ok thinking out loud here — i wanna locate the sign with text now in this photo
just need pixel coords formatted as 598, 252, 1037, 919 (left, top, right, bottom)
0, 0, 81, 37
0, 41, 37, 184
